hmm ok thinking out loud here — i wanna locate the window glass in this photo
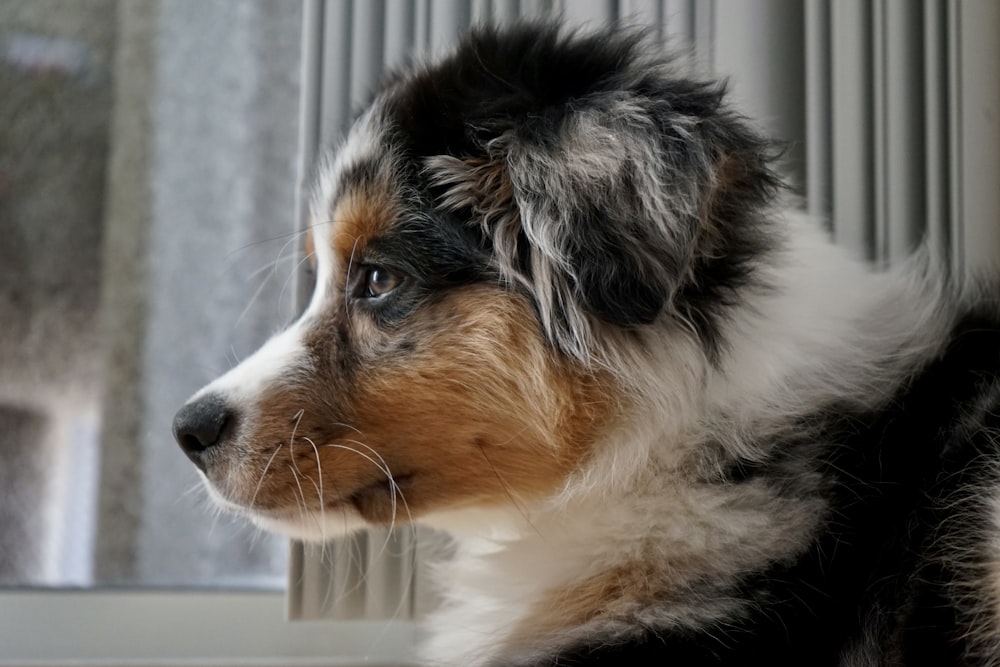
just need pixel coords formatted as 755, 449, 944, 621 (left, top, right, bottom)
0, 0, 302, 589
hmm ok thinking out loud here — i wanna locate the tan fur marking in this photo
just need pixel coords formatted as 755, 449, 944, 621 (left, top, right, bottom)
345, 287, 614, 521
226, 285, 617, 526
330, 188, 397, 266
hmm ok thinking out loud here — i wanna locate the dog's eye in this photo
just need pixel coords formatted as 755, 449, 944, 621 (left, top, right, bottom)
362, 266, 401, 299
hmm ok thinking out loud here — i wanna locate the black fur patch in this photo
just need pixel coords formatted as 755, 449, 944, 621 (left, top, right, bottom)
378, 23, 783, 359
365, 209, 492, 291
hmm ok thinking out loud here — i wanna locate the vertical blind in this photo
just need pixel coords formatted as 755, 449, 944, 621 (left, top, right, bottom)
813, 0, 1000, 273
287, 0, 1000, 621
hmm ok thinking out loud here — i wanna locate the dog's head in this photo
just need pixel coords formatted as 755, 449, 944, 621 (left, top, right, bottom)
172, 24, 780, 540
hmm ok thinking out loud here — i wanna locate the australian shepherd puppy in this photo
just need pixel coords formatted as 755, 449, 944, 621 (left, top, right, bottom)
173, 24, 1000, 666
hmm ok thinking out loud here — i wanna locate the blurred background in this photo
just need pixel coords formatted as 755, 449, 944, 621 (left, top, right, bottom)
0, 0, 301, 588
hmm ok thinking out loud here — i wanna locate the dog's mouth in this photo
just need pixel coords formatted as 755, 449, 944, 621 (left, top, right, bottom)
205, 468, 417, 541
214, 460, 416, 526
344, 472, 415, 519
173, 393, 421, 528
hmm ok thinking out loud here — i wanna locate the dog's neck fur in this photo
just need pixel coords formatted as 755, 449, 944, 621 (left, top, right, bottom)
709, 214, 951, 442
418, 215, 953, 667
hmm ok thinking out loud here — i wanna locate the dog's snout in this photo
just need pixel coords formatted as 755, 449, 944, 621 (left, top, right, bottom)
172, 393, 232, 472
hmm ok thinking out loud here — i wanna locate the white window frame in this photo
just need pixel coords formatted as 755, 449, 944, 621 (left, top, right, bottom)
0, 590, 418, 666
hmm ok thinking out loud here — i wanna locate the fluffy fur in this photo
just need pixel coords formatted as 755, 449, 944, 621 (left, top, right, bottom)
173, 24, 1000, 665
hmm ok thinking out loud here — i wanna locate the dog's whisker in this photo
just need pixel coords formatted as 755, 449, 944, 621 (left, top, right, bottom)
235, 252, 300, 330
178, 481, 207, 501
325, 441, 394, 482
273, 227, 311, 266
279, 251, 318, 311
222, 228, 311, 264
283, 410, 330, 536
287, 408, 305, 470
248, 443, 283, 511
287, 410, 321, 518
343, 236, 361, 326
303, 436, 327, 539
234, 274, 278, 329
286, 462, 312, 531
329, 421, 363, 436
244, 250, 299, 283
205, 501, 225, 540
477, 442, 541, 539
329, 440, 414, 544
341, 438, 416, 529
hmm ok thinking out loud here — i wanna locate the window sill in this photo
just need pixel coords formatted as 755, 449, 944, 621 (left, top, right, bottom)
0, 590, 418, 666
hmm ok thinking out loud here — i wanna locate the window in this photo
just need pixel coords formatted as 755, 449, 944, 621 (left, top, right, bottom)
0, 2, 355, 663
1, 0, 297, 592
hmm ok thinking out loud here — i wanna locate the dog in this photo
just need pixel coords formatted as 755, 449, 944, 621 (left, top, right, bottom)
173, 24, 1000, 666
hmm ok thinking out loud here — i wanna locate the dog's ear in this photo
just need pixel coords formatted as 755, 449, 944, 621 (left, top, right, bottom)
508, 106, 709, 328
428, 92, 776, 359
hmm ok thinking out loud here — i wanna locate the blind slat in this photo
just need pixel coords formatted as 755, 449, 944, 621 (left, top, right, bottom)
319, 0, 353, 144
924, 0, 951, 265
620, 0, 663, 28
831, 0, 875, 259
882, 0, 925, 263
350, 0, 386, 107
947, 0, 963, 271
428, 0, 473, 53
384, 0, 416, 70
713, 0, 806, 191
805, 0, 831, 220
662, 0, 695, 45
955, 0, 1000, 276
561, 0, 618, 27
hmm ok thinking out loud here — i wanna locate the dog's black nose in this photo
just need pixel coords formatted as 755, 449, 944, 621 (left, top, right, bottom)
172, 393, 232, 472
